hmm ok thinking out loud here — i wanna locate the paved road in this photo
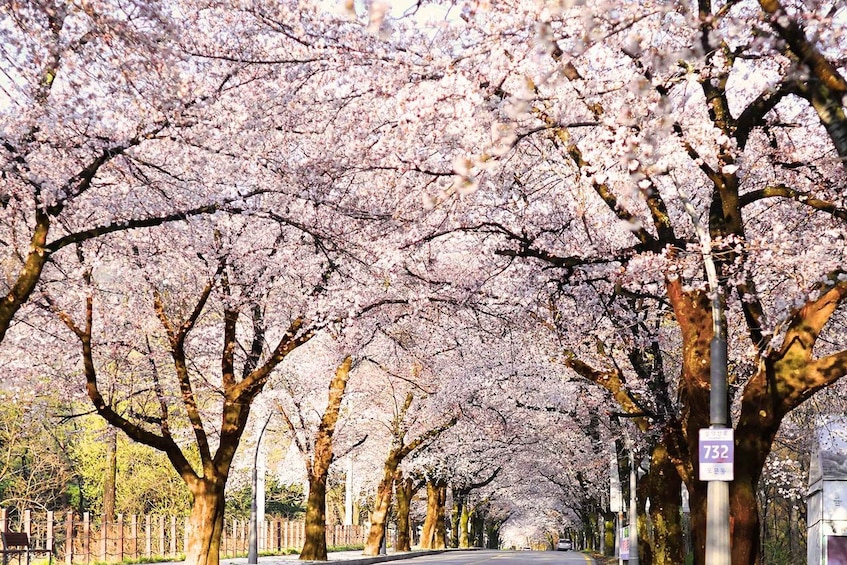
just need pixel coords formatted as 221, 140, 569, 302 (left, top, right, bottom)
394, 550, 596, 564
159, 549, 598, 565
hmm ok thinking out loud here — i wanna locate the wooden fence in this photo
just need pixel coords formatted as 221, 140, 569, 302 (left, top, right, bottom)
0, 509, 369, 564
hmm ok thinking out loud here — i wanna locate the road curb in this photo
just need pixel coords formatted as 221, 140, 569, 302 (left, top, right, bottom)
297, 550, 449, 564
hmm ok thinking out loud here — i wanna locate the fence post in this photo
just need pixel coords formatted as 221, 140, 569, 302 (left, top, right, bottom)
240, 519, 246, 554
170, 515, 176, 557
46, 510, 54, 553
231, 518, 237, 557
64, 511, 74, 565
83, 511, 90, 564
239, 519, 245, 554
145, 514, 151, 558
131, 514, 138, 559
99, 515, 107, 563
158, 515, 165, 556
221, 517, 227, 558
117, 514, 124, 562
23, 509, 31, 536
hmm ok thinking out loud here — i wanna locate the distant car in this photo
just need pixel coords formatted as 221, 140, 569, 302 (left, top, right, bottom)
557, 539, 573, 551
521, 546, 531, 551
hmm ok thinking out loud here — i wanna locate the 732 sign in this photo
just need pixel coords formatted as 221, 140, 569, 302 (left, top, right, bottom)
699, 428, 734, 482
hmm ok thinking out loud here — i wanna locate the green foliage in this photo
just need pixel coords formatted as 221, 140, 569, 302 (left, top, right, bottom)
327, 544, 364, 552
0, 398, 76, 517
86, 554, 186, 565
761, 537, 804, 565
68, 415, 191, 516
225, 477, 305, 520
0, 385, 194, 519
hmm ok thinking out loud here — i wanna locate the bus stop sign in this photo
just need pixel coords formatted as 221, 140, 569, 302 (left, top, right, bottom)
699, 428, 734, 481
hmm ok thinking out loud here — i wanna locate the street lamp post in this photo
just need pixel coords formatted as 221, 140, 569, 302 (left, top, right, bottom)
345, 456, 354, 526
628, 449, 639, 565
248, 415, 273, 564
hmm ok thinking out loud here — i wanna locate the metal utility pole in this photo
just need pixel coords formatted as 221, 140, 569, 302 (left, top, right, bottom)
345, 456, 354, 526
610, 450, 624, 565
705, 303, 731, 565
678, 189, 731, 565
706, 330, 732, 565
248, 415, 273, 564
628, 449, 639, 565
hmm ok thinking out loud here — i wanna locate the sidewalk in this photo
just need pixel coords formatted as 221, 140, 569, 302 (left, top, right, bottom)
157, 549, 448, 565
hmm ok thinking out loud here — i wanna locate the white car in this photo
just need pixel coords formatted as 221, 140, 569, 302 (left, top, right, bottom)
557, 539, 573, 551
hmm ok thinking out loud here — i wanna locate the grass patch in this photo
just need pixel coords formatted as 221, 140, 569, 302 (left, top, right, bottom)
328, 544, 365, 552
85, 556, 186, 565
72, 543, 364, 564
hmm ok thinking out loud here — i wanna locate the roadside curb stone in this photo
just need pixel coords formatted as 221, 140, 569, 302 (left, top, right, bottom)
294, 549, 447, 565
157, 548, 457, 565
296, 549, 449, 564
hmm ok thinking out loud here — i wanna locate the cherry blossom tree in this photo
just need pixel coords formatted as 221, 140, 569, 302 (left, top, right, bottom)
47, 227, 318, 565
267, 327, 408, 560
361, 384, 457, 556
275, 350, 353, 561
0, 1, 268, 348
3, 3, 846, 565
396, 1, 847, 563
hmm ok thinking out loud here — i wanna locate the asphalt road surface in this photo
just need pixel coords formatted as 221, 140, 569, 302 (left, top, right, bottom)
394, 550, 596, 564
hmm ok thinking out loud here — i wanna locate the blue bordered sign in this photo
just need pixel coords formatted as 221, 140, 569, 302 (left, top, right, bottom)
699, 428, 734, 481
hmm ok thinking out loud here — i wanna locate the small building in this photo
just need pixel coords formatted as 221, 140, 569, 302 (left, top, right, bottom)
808, 416, 847, 565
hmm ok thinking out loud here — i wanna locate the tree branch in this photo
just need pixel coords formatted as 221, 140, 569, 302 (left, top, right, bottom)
562, 351, 651, 431
740, 184, 847, 221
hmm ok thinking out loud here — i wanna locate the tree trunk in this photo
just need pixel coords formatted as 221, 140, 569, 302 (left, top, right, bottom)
62, 262, 318, 565
667, 281, 721, 565
434, 481, 448, 548
450, 492, 461, 548
363, 457, 400, 556
635, 470, 652, 565
604, 516, 615, 557
459, 501, 471, 548
669, 279, 789, 565
643, 442, 684, 565
365, 392, 456, 554
300, 472, 330, 560
420, 481, 437, 549
471, 510, 485, 548
297, 358, 352, 561
395, 475, 414, 551
185, 477, 227, 565
729, 477, 760, 565
485, 521, 500, 549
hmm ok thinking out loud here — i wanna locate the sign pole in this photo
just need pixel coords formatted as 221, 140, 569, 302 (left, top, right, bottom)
628, 448, 639, 565
248, 414, 272, 564
705, 334, 731, 565
678, 188, 731, 565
